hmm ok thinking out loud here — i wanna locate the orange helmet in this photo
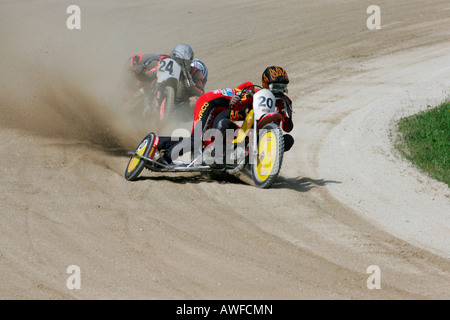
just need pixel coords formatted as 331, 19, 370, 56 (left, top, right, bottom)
262, 66, 289, 93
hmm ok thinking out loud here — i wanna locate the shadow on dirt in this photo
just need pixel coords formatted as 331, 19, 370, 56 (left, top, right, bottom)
135, 171, 247, 185
134, 172, 340, 191
270, 176, 341, 192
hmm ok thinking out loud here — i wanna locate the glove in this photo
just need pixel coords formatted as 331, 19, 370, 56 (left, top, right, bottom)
280, 95, 293, 118
229, 94, 241, 109
132, 64, 145, 75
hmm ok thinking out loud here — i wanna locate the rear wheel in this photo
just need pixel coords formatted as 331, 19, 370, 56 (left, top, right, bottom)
125, 133, 156, 181
251, 123, 284, 188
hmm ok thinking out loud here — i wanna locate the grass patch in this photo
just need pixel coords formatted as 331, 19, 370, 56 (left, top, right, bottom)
395, 101, 449, 187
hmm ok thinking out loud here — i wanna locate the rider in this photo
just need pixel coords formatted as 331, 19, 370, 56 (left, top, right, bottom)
192, 59, 208, 86
119, 43, 207, 103
155, 81, 255, 167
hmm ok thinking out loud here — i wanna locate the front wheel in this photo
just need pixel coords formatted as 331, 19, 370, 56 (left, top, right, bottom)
124, 133, 157, 181
157, 85, 176, 121
251, 123, 284, 188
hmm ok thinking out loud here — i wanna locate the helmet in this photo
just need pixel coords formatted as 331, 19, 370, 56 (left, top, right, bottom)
171, 43, 194, 60
262, 66, 289, 94
192, 59, 208, 85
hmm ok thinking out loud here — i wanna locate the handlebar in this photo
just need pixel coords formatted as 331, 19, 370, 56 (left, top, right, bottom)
230, 85, 262, 109
239, 84, 262, 95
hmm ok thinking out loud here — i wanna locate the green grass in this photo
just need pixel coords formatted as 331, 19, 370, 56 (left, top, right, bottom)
395, 101, 449, 187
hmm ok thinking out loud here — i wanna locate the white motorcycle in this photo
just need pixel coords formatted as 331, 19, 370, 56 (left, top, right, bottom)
141, 56, 199, 124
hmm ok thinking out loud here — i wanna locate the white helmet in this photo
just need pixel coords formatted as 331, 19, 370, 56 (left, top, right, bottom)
171, 43, 194, 60
192, 59, 208, 85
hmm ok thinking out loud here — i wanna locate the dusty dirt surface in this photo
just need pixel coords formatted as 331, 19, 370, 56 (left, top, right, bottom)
1, 0, 449, 299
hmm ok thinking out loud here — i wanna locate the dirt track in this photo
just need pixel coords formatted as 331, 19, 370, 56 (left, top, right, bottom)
1, 0, 449, 299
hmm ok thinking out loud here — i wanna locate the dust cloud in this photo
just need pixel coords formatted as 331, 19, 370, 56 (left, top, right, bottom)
0, 1, 172, 151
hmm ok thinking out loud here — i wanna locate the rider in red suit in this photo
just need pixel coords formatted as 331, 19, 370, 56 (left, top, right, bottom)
213, 66, 294, 159
190, 82, 255, 134
157, 81, 255, 165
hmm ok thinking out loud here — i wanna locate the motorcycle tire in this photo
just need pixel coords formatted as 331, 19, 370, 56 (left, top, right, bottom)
158, 86, 176, 121
124, 133, 156, 181
251, 123, 284, 189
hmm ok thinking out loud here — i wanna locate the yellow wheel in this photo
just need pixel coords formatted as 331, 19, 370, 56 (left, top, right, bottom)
125, 133, 156, 181
251, 123, 284, 188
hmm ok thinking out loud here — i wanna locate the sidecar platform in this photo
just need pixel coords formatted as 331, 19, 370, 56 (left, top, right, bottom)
127, 151, 221, 172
